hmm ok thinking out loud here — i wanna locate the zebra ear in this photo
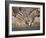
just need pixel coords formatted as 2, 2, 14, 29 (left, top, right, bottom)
19, 7, 21, 11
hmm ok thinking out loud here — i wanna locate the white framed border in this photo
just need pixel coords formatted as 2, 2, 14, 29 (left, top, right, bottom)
9, 4, 43, 35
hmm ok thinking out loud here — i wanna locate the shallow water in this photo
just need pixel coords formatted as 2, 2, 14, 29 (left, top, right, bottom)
12, 25, 40, 31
